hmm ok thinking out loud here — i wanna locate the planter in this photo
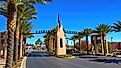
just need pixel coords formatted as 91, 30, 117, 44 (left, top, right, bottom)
57, 55, 76, 59
65, 56, 76, 59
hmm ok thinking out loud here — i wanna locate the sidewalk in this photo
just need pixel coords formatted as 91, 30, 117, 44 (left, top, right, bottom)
0, 59, 6, 68
20, 57, 27, 68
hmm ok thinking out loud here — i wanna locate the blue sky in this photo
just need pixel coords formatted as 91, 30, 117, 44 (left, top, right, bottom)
0, 0, 121, 45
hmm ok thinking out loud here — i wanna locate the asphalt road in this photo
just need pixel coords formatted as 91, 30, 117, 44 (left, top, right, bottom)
26, 51, 121, 68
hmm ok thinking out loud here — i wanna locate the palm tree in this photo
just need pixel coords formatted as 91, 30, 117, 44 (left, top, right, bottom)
77, 33, 84, 51
35, 38, 42, 46
82, 28, 92, 54
19, 21, 33, 58
1, 0, 52, 67
22, 23, 34, 56
113, 21, 121, 32
43, 27, 58, 54
70, 35, 78, 49
35, 38, 42, 50
95, 24, 111, 55
1, 1, 36, 63
5, 0, 17, 68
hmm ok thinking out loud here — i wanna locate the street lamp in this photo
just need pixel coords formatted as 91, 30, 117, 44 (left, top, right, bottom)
111, 37, 113, 43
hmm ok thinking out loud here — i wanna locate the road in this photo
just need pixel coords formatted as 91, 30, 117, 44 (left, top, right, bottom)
26, 51, 121, 68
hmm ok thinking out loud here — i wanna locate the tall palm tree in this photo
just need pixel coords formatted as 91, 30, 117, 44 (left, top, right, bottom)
1, 0, 52, 67
113, 21, 121, 32
0, 1, 36, 64
77, 33, 84, 51
82, 28, 92, 54
95, 24, 111, 55
19, 21, 33, 58
1, 1, 52, 68
5, 0, 17, 68
0, 1, 20, 66
70, 35, 78, 49
22, 23, 34, 56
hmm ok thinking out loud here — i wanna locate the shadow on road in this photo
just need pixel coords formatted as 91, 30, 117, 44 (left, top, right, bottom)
78, 55, 121, 64
79, 55, 98, 59
27, 51, 50, 57
89, 58, 121, 64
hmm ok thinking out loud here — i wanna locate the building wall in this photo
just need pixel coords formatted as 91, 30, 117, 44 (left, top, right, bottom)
56, 25, 66, 55
0, 31, 7, 59
111, 42, 121, 51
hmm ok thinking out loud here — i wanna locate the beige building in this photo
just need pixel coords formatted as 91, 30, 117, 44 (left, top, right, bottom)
0, 31, 7, 59
55, 25, 66, 55
47, 15, 66, 55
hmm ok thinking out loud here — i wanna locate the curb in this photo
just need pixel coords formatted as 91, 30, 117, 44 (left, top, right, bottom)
57, 56, 76, 59
65, 56, 76, 59
20, 57, 27, 68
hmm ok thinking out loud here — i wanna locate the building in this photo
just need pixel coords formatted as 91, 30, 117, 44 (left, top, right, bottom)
75, 40, 92, 51
111, 42, 121, 51
46, 15, 66, 55
0, 31, 7, 59
25, 44, 34, 54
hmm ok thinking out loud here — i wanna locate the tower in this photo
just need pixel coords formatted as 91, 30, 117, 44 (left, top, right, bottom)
55, 14, 66, 55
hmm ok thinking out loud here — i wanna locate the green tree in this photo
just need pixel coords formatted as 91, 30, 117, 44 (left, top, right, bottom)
77, 32, 84, 50
113, 21, 121, 32
95, 24, 112, 55
0, 1, 36, 63
43, 27, 57, 54
70, 35, 78, 49
35, 38, 42, 46
0, 0, 52, 68
82, 28, 92, 54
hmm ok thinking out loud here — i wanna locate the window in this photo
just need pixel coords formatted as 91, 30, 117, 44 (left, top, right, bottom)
53, 39, 55, 49
60, 38, 63, 48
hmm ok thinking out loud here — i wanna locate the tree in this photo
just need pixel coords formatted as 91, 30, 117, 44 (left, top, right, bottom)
95, 24, 112, 55
35, 38, 42, 46
70, 35, 78, 49
43, 27, 57, 54
5, 1, 17, 68
77, 33, 84, 51
82, 28, 92, 54
113, 21, 121, 32
0, 0, 52, 68
0, 1, 36, 63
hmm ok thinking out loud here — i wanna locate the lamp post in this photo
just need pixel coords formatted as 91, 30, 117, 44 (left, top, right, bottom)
111, 37, 113, 43
111, 37, 113, 53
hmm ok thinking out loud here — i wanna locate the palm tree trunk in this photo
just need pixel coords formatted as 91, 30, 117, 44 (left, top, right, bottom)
73, 40, 75, 48
105, 35, 109, 54
101, 34, 104, 55
86, 35, 89, 54
102, 34, 106, 55
6, 0, 16, 68
20, 33, 23, 58
94, 36, 98, 54
23, 37, 26, 56
79, 39, 81, 51
18, 30, 22, 59
13, 20, 19, 64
